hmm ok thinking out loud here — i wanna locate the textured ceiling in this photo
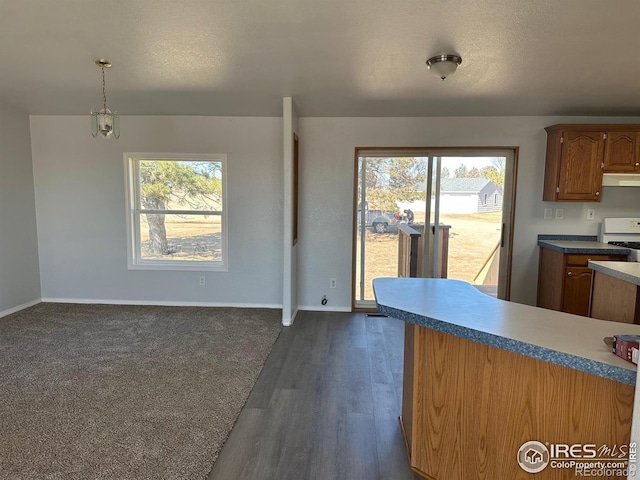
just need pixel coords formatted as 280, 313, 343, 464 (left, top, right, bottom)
0, 0, 639, 117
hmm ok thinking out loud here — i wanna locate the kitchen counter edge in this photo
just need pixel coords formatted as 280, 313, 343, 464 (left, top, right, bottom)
589, 261, 640, 287
373, 277, 638, 386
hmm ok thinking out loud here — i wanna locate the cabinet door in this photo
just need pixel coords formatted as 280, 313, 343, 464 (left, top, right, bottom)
562, 267, 593, 316
557, 131, 605, 201
603, 131, 640, 172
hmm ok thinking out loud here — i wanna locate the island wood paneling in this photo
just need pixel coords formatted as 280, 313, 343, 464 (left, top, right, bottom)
590, 271, 640, 324
400, 323, 415, 458
409, 327, 635, 480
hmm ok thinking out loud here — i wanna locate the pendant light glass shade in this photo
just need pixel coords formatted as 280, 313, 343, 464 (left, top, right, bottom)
90, 59, 120, 139
91, 108, 119, 138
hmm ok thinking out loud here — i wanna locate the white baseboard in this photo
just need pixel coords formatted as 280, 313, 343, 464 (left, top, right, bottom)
298, 305, 352, 312
2, 299, 351, 320
0, 298, 42, 318
16, 298, 351, 315
40, 298, 283, 309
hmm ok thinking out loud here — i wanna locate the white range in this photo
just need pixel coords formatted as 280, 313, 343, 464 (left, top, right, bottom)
599, 217, 640, 262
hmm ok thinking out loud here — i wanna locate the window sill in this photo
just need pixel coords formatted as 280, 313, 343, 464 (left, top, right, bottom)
128, 262, 228, 272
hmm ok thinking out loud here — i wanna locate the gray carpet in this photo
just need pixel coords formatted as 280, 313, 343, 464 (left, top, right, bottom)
0, 303, 283, 480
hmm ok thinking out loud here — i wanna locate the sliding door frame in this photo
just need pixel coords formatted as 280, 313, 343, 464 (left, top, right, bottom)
351, 146, 519, 312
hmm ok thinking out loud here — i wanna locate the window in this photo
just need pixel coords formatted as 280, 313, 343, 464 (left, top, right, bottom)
125, 153, 227, 271
494, 193, 498, 204
483, 193, 488, 205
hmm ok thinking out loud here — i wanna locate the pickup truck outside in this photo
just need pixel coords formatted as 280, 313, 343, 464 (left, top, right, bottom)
358, 208, 411, 233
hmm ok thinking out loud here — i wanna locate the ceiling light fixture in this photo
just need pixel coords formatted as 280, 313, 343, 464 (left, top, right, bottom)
426, 54, 463, 81
90, 59, 120, 139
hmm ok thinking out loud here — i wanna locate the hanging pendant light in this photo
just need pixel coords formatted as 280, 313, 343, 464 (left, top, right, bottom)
90, 59, 120, 139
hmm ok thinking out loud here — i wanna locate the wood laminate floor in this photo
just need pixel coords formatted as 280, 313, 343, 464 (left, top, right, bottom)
208, 311, 422, 480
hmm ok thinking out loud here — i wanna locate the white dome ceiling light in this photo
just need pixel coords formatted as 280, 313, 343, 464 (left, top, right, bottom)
426, 54, 463, 81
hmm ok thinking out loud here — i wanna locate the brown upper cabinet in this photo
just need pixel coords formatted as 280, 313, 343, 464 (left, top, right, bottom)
603, 131, 640, 173
543, 124, 640, 202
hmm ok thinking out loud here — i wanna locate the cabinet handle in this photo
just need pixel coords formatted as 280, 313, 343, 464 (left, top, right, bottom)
636, 162, 639, 166
595, 192, 600, 196
567, 271, 573, 276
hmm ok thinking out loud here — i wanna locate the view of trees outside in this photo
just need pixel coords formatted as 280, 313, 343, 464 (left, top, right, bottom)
446, 157, 505, 188
364, 157, 427, 213
363, 156, 505, 214
356, 156, 506, 302
137, 160, 223, 261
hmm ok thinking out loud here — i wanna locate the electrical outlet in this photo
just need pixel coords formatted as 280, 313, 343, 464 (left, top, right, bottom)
544, 208, 553, 220
330, 278, 337, 289
555, 208, 564, 220
199, 276, 205, 286
586, 208, 595, 221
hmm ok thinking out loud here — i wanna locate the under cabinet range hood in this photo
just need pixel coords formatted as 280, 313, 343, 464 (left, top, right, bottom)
602, 173, 640, 187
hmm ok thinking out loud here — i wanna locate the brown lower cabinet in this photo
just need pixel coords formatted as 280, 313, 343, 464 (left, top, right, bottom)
537, 247, 626, 315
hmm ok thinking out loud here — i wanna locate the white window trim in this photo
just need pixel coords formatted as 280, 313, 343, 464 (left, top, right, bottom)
124, 152, 228, 272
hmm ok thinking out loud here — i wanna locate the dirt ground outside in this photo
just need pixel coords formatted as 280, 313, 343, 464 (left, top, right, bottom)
356, 212, 502, 301
139, 215, 222, 261
138, 212, 502, 300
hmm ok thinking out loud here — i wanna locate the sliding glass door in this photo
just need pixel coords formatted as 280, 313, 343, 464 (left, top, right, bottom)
353, 149, 516, 310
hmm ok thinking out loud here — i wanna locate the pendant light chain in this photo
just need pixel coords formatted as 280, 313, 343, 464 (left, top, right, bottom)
102, 66, 108, 111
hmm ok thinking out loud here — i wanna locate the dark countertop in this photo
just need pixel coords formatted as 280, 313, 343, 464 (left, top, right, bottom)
537, 234, 631, 255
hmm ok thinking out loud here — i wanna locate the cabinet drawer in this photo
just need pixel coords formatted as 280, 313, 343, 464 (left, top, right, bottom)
565, 254, 627, 267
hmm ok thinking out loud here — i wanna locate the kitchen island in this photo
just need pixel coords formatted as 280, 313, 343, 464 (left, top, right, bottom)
590, 261, 640, 324
373, 277, 638, 480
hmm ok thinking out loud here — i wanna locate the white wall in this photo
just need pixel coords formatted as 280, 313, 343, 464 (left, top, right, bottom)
25, 114, 640, 310
30, 116, 283, 307
0, 102, 41, 315
297, 116, 640, 308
